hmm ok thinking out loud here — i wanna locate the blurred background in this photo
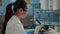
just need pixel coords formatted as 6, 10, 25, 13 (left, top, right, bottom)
0, 0, 60, 34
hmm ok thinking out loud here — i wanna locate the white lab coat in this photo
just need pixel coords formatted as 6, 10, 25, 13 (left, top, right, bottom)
5, 15, 27, 34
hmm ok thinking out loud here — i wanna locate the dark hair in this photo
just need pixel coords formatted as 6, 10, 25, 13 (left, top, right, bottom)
2, 0, 26, 34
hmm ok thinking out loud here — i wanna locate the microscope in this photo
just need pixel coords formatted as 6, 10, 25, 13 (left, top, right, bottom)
34, 24, 49, 34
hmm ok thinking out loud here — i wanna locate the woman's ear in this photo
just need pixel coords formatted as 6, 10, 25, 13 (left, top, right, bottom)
19, 8, 23, 11
18, 8, 23, 13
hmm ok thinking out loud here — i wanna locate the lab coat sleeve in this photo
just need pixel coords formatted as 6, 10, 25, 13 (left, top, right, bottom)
5, 24, 27, 34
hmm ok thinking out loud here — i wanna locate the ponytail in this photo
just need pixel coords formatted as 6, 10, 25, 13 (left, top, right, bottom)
2, 3, 14, 34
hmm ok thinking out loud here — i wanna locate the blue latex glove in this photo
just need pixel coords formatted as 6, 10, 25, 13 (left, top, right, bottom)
27, 30, 34, 34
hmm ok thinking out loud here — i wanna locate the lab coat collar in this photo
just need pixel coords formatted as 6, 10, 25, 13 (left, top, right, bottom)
13, 15, 20, 20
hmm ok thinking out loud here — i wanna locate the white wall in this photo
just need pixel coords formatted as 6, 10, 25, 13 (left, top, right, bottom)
40, 0, 46, 10
40, 0, 59, 10
53, 0, 58, 10
58, 0, 60, 10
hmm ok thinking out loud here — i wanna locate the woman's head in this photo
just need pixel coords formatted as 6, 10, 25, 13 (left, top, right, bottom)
2, 0, 27, 34
13, 0, 28, 19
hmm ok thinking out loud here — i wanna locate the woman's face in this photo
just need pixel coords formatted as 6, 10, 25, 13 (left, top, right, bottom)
18, 7, 28, 19
22, 8, 28, 19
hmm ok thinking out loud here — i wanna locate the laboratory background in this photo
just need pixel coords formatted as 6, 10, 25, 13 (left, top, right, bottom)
0, 0, 60, 34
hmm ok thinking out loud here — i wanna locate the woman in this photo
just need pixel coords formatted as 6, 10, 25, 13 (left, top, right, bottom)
2, 0, 28, 34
